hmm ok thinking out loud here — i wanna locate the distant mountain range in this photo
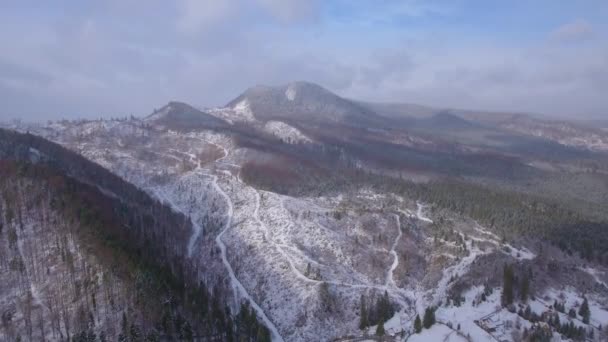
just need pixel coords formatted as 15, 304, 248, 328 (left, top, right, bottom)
141, 81, 608, 155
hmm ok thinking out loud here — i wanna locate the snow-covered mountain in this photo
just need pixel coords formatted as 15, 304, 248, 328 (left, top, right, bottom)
146, 101, 229, 131
3, 82, 608, 341
226, 81, 388, 127
498, 116, 608, 153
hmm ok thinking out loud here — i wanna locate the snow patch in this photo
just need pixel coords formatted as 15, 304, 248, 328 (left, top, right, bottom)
285, 85, 297, 101
542, 287, 608, 328
408, 324, 467, 342
233, 99, 256, 122
264, 121, 311, 143
208, 101, 257, 124
580, 266, 608, 289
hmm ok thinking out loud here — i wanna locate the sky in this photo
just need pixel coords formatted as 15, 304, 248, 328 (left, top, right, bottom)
0, 0, 607, 121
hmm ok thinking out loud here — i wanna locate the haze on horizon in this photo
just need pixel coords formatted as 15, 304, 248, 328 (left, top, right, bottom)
0, 0, 606, 122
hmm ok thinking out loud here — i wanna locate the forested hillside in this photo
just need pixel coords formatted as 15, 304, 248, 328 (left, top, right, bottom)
0, 130, 271, 341
242, 150, 608, 266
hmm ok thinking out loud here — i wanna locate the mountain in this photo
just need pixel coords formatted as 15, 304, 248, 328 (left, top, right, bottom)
496, 115, 608, 153
359, 100, 528, 124
362, 99, 608, 153
357, 101, 441, 119
3, 81, 608, 341
226, 81, 389, 127
415, 111, 478, 130
146, 101, 229, 131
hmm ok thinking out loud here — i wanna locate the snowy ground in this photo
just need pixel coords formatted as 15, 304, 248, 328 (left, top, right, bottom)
407, 324, 468, 342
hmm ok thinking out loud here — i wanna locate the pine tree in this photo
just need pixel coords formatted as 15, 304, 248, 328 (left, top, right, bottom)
257, 325, 271, 342
414, 315, 422, 333
501, 264, 514, 306
423, 307, 435, 329
129, 323, 141, 342
579, 297, 590, 324
119, 312, 128, 342
181, 321, 193, 342
520, 273, 529, 301
375, 291, 393, 323
144, 331, 159, 342
376, 320, 385, 336
359, 294, 368, 330
524, 305, 532, 319
319, 282, 333, 313
225, 315, 235, 342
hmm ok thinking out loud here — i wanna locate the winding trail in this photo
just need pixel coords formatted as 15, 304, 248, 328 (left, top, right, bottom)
164, 138, 285, 342
212, 174, 285, 342
208, 143, 285, 342
254, 183, 415, 308
385, 213, 403, 287
183, 136, 457, 340
255, 191, 320, 284
184, 137, 230, 256
416, 202, 433, 223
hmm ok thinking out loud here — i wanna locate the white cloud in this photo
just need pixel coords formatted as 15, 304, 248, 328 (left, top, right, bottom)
342, 40, 608, 118
176, 0, 238, 34
256, 0, 320, 23
331, 0, 451, 27
551, 19, 594, 43
358, 49, 415, 88
175, 0, 320, 34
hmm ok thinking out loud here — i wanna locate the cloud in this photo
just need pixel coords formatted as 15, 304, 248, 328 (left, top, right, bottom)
551, 19, 594, 43
358, 50, 415, 88
0, 60, 53, 88
330, 0, 451, 26
343, 39, 608, 118
257, 0, 320, 23
176, 0, 238, 34
175, 0, 321, 35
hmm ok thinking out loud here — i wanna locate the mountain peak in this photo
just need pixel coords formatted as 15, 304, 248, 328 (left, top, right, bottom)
145, 101, 227, 130
230, 81, 330, 105
423, 110, 476, 130
285, 80, 328, 90
225, 81, 383, 125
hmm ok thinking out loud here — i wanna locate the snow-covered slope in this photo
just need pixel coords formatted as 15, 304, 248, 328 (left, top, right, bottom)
11, 116, 608, 342
263, 121, 311, 143
500, 118, 608, 152
207, 101, 256, 124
